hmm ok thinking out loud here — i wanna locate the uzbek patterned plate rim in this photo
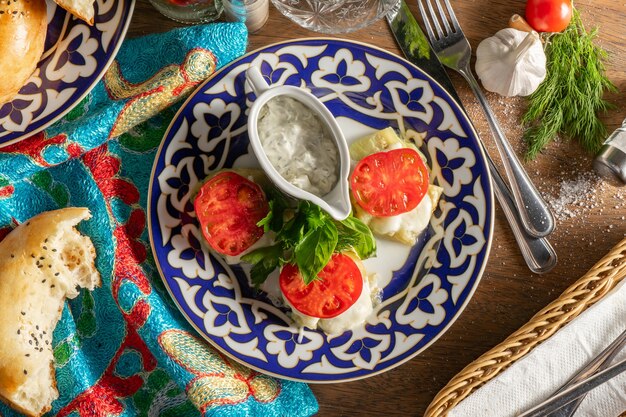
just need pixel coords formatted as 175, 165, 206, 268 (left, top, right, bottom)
0, 0, 135, 147
148, 38, 494, 383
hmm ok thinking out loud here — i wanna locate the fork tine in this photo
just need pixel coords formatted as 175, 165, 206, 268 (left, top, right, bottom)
433, 0, 452, 35
442, 0, 461, 32
417, 0, 438, 42
424, 0, 445, 40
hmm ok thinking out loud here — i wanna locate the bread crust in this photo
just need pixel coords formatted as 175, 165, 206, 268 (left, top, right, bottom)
0, 208, 101, 417
52, 0, 94, 25
0, 0, 47, 105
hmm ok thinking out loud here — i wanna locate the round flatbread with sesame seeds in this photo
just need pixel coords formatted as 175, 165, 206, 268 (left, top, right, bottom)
0, 208, 101, 417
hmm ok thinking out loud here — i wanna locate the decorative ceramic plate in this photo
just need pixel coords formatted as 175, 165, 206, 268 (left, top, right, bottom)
148, 39, 494, 382
0, 0, 135, 147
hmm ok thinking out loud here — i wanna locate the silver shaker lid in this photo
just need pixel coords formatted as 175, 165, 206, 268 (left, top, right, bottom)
593, 118, 626, 186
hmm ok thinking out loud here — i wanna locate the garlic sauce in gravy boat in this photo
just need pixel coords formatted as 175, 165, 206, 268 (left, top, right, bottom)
246, 66, 351, 221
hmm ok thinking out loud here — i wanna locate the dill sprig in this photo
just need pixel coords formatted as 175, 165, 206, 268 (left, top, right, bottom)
523, 8, 617, 159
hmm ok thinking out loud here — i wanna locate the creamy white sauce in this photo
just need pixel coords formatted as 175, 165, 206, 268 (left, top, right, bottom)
257, 95, 339, 197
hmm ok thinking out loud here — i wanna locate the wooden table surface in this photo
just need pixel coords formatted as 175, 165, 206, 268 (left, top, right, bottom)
128, 1, 626, 415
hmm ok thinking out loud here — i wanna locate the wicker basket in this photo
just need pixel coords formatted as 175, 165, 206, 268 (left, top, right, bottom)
425, 237, 626, 417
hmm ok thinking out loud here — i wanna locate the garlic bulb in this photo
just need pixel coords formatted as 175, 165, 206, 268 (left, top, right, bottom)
475, 28, 546, 97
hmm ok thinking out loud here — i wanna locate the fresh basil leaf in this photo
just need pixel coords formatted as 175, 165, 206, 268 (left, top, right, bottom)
302, 201, 328, 230
257, 199, 279, 233
295, 221, 338, 285
276, 208, 307, 246
246, 185, 376, 288
257, 209, 273, 234
258, 187, 289, 232
336, 216, 376, 259
249, 259, 279, 287
240, 244, 281, 264
241, 244, 283, 287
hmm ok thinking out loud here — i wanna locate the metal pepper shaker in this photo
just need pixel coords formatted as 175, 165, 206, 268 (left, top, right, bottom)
593, 118, 626, 185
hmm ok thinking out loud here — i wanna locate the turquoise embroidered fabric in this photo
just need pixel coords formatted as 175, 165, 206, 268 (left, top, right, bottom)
0, 23, 318, 417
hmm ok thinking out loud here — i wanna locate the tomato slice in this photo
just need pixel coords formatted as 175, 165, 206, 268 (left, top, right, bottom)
194, 171, 269, 256
350, 148, 429, 217
279, 253, 363, 319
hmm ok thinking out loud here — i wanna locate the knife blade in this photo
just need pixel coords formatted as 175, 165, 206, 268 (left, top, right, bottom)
386, 0, 558, 274
386, 0, 459, 102
518, 355, 626, 417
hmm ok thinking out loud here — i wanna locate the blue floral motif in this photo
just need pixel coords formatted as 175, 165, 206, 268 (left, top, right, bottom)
0, 100, 31, 126
212, 302, 241, 328
403, 282, 436, 316
436, 148, 467, 187
202, 111, 232, 143
260, 60, 287, 85
321, 59, 361, 86
397, 87, 427, 114
345, 337, 382, 363
274, 330, 313, 357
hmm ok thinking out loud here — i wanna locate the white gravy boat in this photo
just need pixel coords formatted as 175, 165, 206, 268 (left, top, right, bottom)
245, 65, 352, 221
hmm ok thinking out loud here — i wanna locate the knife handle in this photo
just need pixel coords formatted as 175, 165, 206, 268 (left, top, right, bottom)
488, 156, 557, 274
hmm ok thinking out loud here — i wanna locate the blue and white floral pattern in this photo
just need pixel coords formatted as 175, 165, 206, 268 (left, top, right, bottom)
0, 0, 134, 146
148, 39, 494, 382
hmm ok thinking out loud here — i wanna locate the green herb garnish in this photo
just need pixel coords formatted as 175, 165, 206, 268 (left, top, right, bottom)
523, 8, 617, 159
242, 194, 376, 286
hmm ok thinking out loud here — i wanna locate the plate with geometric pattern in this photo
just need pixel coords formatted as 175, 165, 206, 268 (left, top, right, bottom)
148, 38, 494, 382
0, 0, 134, 147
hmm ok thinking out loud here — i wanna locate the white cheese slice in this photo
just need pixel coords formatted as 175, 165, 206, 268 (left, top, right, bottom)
355, 184, 443, 245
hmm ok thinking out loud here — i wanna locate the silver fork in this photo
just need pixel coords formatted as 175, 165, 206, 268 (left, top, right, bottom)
417, 0, 555, 239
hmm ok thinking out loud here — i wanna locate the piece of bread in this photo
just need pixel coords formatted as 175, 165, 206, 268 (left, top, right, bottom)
52, 0, 95, 25
0, 208, 101, 417
0, 0, 47, 105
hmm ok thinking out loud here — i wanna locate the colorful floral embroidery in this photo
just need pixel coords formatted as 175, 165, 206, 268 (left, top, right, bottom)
158, 329, 281, 413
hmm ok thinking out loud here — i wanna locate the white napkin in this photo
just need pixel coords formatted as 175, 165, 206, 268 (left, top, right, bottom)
449, 279, 626, 417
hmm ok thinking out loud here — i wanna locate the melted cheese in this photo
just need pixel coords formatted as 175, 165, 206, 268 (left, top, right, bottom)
355, 184, 442, 245
282, 272, 379, 335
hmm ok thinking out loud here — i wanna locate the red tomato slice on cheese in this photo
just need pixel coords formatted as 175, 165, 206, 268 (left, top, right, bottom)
279, 253, 363, 319
194, 171, 269, 256
350, 148, 429, 217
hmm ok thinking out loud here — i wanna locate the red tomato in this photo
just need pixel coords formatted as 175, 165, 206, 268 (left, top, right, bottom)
279, 253, 363, 319
525, 0, 572, 33
194, 171, 269, 256
350, 148, 429, 217
167, 0, 206, 6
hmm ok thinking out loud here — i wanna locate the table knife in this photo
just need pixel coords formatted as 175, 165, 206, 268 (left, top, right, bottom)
387, 0, 459, 101
518, 355, 626, 417
386, 0, 557, 273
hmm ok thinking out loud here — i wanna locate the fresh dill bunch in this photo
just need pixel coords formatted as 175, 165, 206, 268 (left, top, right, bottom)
523, 8, 617, 159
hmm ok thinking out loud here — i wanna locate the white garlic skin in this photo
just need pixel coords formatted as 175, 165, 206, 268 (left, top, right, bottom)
475, 28, 547, 97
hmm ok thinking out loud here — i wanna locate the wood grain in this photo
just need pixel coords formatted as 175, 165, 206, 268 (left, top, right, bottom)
128, 0, 626, 415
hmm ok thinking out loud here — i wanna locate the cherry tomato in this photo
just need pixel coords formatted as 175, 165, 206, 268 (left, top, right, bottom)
167, 0, 204, 6
525, 0, 572, 33
350, 148, 429, 217
194, 171, 269, 256
279, 253, 363, 319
